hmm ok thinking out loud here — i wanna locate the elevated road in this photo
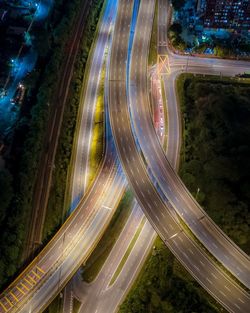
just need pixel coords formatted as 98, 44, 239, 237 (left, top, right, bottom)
128, 0, 250, 289
1, 1, 249, 312
108, 1, 250, 312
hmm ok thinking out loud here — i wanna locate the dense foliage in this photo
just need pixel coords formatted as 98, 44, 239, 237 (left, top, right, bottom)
0, 0, 82, 289
120, 75, 249, 312
168, 22, 187, 51
119, 239, 220, 313
171, 0, 186, 11
43, 0, 104, 240
179, 76, 250, 253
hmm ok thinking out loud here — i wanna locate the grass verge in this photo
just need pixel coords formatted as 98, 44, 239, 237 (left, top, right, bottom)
87, 63, 106, 187
73, 298, 81, 313
42, 0, 105, 241
148, 0, 158, 66
82, 190, 134, 282
109, 217, 146, 286
118, 237, 225, 313
43, 294, 63, 313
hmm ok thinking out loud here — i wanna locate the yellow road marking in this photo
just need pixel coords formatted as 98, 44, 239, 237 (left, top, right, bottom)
10, 292, 18, 302
31, 270, 41, 279
24, 278, 34, 286
20, 283, 30, 291
37, 266, 45, 274
157, 55, 170, 75
16, 286, 25, 295
0, 301, 8, 312
27, 275, 36, 284
4, 297, 13, 307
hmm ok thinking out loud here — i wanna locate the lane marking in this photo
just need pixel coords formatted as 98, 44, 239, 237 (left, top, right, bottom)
0, 302, 8, 312
234, 303, 241, 310
219, 290, 226, 297
4, 297, 13, 307
211, 273, 218, 280
24, 277, 34, 286
102, 205, 112, 211
16, 286, 25, 295
10, 292, 18, 302
224, 285, 230, 292
206, 278, 212, 284
20, 283, 30, 291
32, 270, 41, 280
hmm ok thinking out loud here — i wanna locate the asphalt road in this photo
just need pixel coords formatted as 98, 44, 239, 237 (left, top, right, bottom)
70, 0, 119, 208
0, 4, 126, 308
0, 150, 125, 313
1, 1, 250, 312
72, 202, 155, 313
108, 1, 250, 312
129, 0, 250, 289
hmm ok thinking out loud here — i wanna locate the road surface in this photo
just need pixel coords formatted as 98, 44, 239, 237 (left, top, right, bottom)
108, 1, 250, 312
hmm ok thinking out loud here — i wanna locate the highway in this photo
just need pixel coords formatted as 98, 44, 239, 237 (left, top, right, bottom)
108, 1, 250, 312
128, 0, 250, 288
1, 1, 250, 312
0, 1, 127, 312
70, 0, 118, 209
71, 202, 155, 313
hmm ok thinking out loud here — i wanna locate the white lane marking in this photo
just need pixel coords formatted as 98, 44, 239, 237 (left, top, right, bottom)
234, 303, 241, 310
174, 196, 180, 203
103, 205, 112, 211
211, 273, 218, 280
194, 265, 200, 272
224, 285, 231, 292
188, 248, 194, 255
219, 290, 227, 298
163, 226, 168, 234
206, 278, 212, 284
199, 260, 205, 267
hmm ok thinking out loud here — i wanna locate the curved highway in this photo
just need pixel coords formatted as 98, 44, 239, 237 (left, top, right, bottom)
108, 1, 250, 312
0, 2, 125, 312
128, 0, 250, 288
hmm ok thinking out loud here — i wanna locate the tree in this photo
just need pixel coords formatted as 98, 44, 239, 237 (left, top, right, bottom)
0, 170, 13, 224
171, 0, 186, 11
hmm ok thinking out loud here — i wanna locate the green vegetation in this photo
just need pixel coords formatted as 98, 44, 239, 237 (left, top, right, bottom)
73, 298, 81, 313
87, 64, 106, 187
148, 0, 158, 66
120, 74, 250, 312
168, 22, 187, 51
171, 0, 186, 11
82, 190, 134, 282
109, 218, 146, 286
119, 237, 222, 313
43, 294, 63, 313
43, 0, 105, 241
178, 74, 250, 254
0, 169, 13, 224
0, 0, 105, 291
0, 0, 84, 289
